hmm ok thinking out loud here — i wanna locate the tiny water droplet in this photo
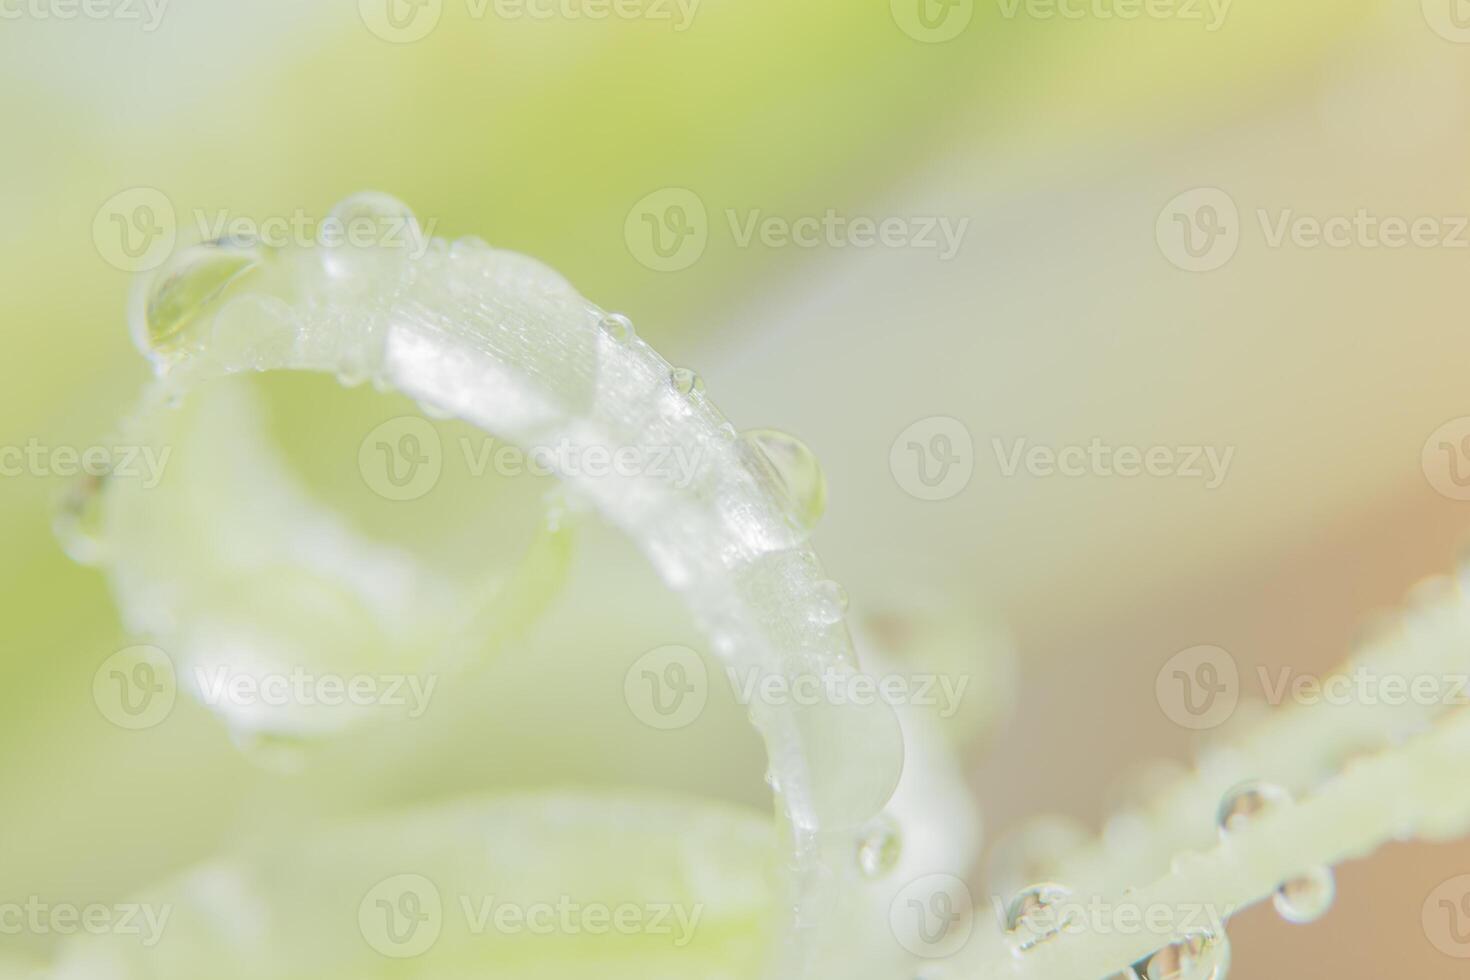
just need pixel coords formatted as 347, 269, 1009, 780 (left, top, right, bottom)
856, 818, 902, 878
1273, 866, 1334, 924
814, 579, 849, 624
671, 367, 704, 396
320, 192, 425, 280
53, 473, 109, 566
131, 238, 263, 358
599, 312, 635, 342
1145, 929, 1229, 980
1217, 780, 1290, 835
1006, 883, 1076, 951
743, 429, 828, 532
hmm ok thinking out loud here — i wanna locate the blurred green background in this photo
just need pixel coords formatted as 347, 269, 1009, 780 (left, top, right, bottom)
6, 0, 1470, 975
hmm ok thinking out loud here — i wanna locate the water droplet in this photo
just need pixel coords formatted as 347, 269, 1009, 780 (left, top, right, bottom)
1006, 883, 1077, 951
1273, 866, 1334, 924
792, 694, 904, 830
743, 429, 828, 532
53, 473, 109, 566
599, 312, 635, 343
320, 192, 425, 280
814, 580, 849, 624
131, 238, 263, 358
856, 818, 902, 878
1217, 780, 1290, 835
1145, 929, 1229, 980
671, 366, 704, 396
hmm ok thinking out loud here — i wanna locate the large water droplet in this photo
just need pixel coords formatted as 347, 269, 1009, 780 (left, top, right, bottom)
744, 429, 828, 532
131, 238, 264, 359
53, 473, 109, 566
1216, 780, 1290, 835
671, 366, 704, 396
1145, 929, 1229, 980
1006, 883, 1077, 951
320, 192, 425, 281
1273, 866, 1334, 924
599, 312, 635, 343
792, 693, 904, 831
856, 818, 902, 879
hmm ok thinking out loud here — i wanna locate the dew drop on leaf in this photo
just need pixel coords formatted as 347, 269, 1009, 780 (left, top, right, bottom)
1216, 780, 1290, 835
1273, 866, 1335, 924
743, 428, 828, 532
1145, 929, 1230, 980
133, 238, 264, 359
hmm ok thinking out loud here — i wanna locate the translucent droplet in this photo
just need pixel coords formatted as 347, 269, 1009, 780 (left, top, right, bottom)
744, 429, 828, 531
599, 312, 635, 343
814, 580, 849, 624
320, 192, 425, 280
1216, 780, 1290, 835
671, 366, 704, 396
131, 238, 263, 358
792, 694, 904, 830
1273, 866, 1334, 924
1145, 929, 1229, 980
856, 818, 902, 878
53, 473, 109, 566
1006, 883, 1076, 951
